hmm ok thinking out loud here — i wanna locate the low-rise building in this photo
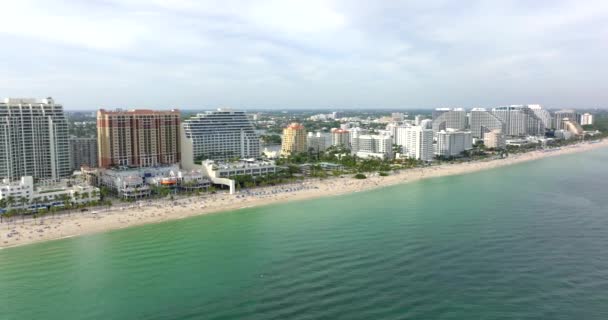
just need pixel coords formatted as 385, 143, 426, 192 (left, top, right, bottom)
97, 165, 210, 199
0, 176, 100, 212
201, 159, 278, 179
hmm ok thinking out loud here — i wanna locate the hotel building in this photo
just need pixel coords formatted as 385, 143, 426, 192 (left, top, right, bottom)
97, 109, 181, 168
491, 105, 544, 137
181, 109, 260, 168
528, 104, 553, 130
432, 108, 467, 133
0, 97, 71, 180
307, 132, 328, 153
435, 129, 473, 157
330, 128, 351, 148
469, 108, 506, 139
554, 110, 579, 130
580, 113, 594, 126
351, 132, 393, 159
281, 123, 307, 156
397, 126, 434, 161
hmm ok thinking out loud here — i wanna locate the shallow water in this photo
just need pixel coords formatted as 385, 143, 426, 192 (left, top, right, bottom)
1, 148, 608, 319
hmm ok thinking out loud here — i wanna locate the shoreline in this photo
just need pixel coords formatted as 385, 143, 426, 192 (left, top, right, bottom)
2, 140, 607, 250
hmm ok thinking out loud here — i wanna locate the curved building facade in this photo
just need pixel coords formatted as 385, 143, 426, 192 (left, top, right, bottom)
432, 108, 467, 133
491, 105, 544, 137
469, 108, 506, 139
181, 109, 259, 168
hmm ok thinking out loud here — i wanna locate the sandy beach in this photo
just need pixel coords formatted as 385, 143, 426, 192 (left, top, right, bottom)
1, 140, 606, 249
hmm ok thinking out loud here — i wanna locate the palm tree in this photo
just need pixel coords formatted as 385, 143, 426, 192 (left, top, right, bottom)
6, 196, 15, 209
91, 189, 99, 201
0, 198, 7, 223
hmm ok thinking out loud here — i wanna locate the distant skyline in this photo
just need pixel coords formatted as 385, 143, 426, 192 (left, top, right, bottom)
2, 0, 607, 110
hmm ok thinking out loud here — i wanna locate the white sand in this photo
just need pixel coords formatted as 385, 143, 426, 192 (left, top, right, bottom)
1, 140, 606, 249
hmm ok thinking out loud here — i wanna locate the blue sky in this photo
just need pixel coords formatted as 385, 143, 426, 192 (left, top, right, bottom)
1, 0, 607, 110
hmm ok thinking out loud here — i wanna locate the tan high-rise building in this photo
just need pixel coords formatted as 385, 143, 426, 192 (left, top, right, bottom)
281, 123, 307, 156
97, 109, 180, 168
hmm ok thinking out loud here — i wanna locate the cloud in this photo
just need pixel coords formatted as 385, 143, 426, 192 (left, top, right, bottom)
0, 0, 606, 109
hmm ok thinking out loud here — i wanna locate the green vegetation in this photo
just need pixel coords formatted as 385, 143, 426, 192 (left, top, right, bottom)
379, 172, 389, 176
232, 172, 297, 190
354, 173, 367, 179
276, 146, 395, 173
260, 134, 282, 145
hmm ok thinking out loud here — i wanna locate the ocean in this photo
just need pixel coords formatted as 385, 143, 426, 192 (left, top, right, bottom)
1, 147, 608, 319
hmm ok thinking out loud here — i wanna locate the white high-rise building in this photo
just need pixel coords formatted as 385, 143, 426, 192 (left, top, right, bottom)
580, 113, 593, 125
180, 109, 260, 169
435, 129, 473, 157
330, 128, 351, 148
396, 126, 434, 161
491, 105, 544, 137
307, 132, 327, 152
528, 104, 553, 130
351, 133, 393, 159
0, 98, 71, 180
420, 119, 433, 130
349, 128, 369, 153
470, 108, 506, 139
432, 108, 467, 133
554, 110, 579, 130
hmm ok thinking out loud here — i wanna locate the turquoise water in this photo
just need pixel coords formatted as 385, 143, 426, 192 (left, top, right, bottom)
1, 148, 608, 319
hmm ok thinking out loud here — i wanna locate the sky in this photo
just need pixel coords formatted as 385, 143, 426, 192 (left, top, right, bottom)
1, 0, 607, 110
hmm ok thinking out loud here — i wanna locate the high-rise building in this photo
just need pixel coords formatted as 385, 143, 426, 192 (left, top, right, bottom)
432, 108, 450, 120
470, 108, 506, 139
420, 119, 433, 130
397, 126, 434, 161
351, 133, 393, 159
330, 128, 351, 148
435, 129, 473, 157
281, 123, 307, 156
181, 109, 259, 168
554, 110, 579, 130
528, 104, 553, 130
307, 132, 327, 153
483, 129, 506, 149
349, 127, 369, 152
0, 97, 71, 180
97, 109, 180, 168
491, 105, 544, 137
580, 113, 593, 126
69, 137, 98, 170
432, 108, 467, 133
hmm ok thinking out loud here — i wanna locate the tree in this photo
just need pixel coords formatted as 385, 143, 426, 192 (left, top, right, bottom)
91, 189, 99, 200
18, 196, 29, 214
6, 196, 15, 209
